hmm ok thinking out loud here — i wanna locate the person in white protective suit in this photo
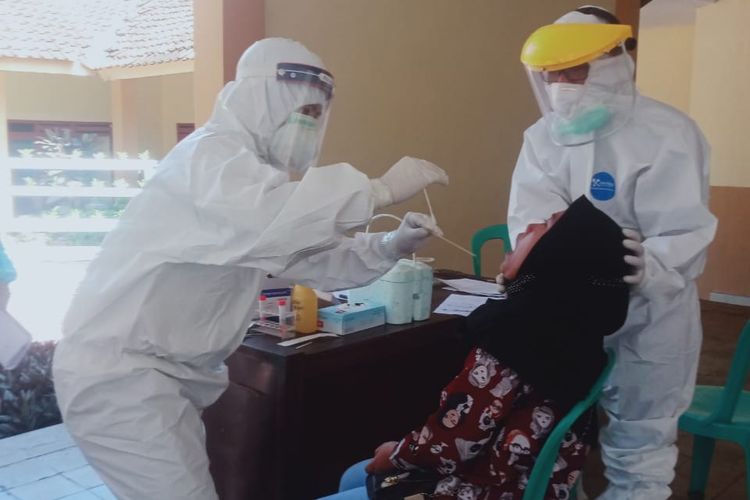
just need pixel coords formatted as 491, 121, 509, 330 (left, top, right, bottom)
53, 38, 449, 500
504, 6, 717, 499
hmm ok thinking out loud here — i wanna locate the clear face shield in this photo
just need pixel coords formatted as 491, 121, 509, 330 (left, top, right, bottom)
526, 46, 635, 147
269, 63, 335, 173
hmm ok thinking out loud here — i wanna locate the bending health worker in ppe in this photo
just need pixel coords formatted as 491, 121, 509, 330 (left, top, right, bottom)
53, 37, 448, 500
507, 6, 717, 499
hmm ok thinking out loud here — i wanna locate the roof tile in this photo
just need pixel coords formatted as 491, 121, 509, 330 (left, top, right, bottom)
0, 0, 193, 69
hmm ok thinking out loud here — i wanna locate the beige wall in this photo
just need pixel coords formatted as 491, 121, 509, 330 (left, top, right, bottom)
128, 76, 163, 158
266, 0, 614, 274
161, 73, 195, 155
636, 24, 694, 114
193, 0, 225, 127
691, 0, 750, 188
691, 0, 750, 298
111, 79, 139, 155
638, 0, 750, 299
121, 73, 194, 159
5, 72, 111, 122
3, 71, 193, 159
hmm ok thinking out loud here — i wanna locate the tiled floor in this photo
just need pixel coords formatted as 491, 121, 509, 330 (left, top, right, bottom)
0, 301, 748, 499
0, 424, 113, 500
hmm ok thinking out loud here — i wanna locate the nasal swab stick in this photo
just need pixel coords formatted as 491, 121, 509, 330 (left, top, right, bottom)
423, 189, 436, 225
433, 232, 476, 257
423, 189, 475, 257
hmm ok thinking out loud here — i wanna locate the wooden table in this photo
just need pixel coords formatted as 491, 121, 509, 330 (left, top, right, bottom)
203, 286, 469, 500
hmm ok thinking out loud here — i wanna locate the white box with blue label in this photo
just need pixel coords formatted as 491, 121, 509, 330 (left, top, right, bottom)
317, 301, 386, 335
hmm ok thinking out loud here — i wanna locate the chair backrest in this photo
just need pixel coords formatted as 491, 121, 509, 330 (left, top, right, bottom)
710, 320, 750, 423
471, 224, 512, 276
521, 349, 616, 500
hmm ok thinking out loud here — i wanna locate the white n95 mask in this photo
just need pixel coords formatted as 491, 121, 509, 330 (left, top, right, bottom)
269, 112, 321, 173
547, 83, 584, 120
547, 82, 613, 137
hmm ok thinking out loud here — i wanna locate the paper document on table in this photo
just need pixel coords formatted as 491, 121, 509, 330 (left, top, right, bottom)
440, 278, 504, 298
434, 294, 489, 317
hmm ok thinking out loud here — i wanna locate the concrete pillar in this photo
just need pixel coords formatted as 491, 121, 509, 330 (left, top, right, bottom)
193, 0, 265, 126
111, 80, 139, 157
222, 0, 265, 84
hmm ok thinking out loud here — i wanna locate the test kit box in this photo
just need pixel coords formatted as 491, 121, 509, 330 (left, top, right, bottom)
317, 301, 386, 335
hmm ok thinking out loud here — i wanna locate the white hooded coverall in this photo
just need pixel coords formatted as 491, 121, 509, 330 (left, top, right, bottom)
508, 86, 717, 499
53, 39, 404, 499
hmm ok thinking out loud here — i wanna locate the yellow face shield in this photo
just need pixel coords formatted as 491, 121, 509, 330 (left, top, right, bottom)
520, 23, 636, 147
521, 23, 633, 72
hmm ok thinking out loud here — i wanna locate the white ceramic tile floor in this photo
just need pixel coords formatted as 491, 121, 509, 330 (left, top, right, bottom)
0, 425, 114, 500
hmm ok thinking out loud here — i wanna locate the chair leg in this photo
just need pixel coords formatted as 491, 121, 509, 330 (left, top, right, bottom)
688, 435, 716, 498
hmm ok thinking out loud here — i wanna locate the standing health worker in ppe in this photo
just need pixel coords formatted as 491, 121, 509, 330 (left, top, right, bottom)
506, 7, 717, 499
53, 38, 448, 500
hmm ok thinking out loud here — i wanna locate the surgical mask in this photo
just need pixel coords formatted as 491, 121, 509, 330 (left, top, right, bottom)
269, 112, 320, 172
554, 106, 612, 136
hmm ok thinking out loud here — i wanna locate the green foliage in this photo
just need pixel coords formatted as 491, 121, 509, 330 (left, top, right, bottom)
9, 144, 152, 246
45, 233, 106, 246
0, 341, 62, 439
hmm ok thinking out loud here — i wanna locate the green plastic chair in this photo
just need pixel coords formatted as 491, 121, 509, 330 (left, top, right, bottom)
471, 224, 512, 277
679, 320, 750, 499
522, 349, 616, 500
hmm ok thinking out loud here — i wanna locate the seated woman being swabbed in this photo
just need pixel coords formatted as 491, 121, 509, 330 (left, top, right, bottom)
319, 196, 634, 500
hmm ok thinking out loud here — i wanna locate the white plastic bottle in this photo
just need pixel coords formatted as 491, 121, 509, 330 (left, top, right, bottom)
412, 258, 433, 321
277, 299, 293, 339
381, 260, 415, 324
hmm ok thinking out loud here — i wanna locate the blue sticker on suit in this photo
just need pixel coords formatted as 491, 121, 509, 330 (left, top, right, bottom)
590, 172, 616, 201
